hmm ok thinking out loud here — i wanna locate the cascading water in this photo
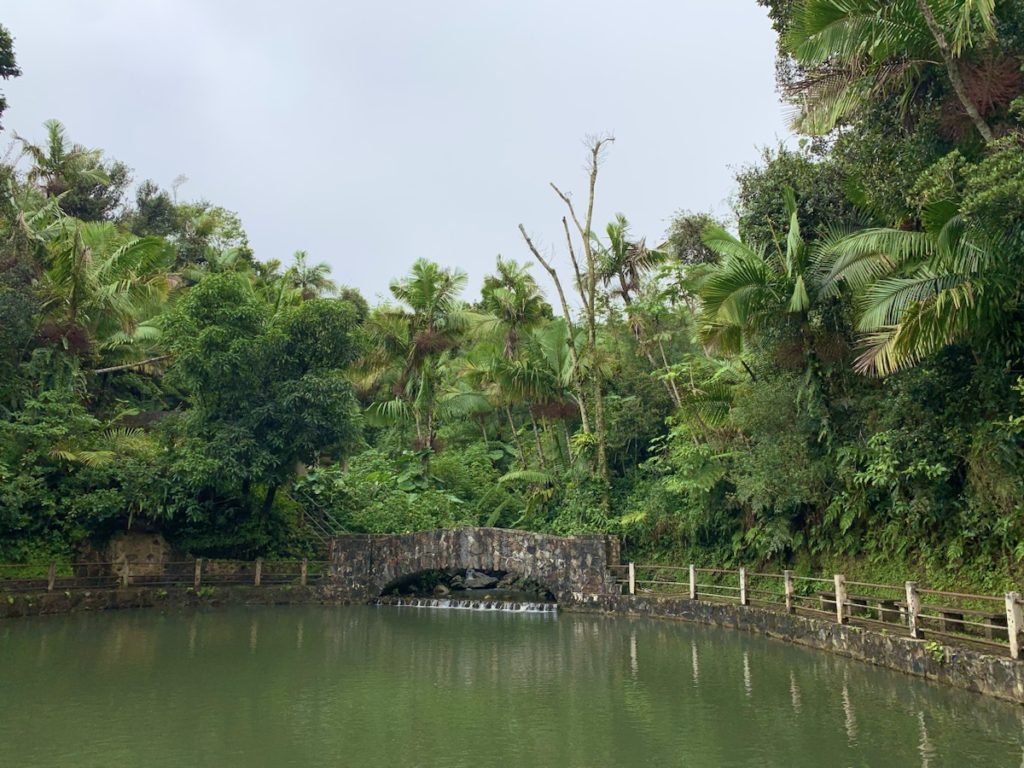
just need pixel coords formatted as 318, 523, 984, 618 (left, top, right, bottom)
373, 595, 557, 614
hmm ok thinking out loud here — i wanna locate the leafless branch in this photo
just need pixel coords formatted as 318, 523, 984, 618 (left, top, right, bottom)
561, 216, 591, 316
91, 355, 171, 375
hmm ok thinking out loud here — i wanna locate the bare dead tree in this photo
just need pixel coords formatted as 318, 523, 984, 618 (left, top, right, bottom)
519, 135, 614, 500
518, 225, 592, 435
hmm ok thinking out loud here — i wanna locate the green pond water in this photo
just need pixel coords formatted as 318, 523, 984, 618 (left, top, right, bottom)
1, 605, 1021, 767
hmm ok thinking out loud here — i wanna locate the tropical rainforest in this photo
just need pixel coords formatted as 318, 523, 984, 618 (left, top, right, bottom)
2, 1, 1024, 592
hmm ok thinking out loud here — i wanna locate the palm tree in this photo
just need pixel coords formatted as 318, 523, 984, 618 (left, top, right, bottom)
287, 250, 337, 299
479, 257, 550, 359
524, 320, 584, 467
595, 214, 666, 307
38, 220, 175, 364
701, 187, 1018, 377
180, 245, 253, 284
698, 189, 826, 356
358, 259, 470, 450
16, 119, 109, 200
593, 215, 681, 404
824, 203, 1016, 375
784, 0, 1001, 141
460, 319, 579, 471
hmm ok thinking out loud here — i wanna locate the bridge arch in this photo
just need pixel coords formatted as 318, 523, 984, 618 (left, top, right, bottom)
378, 567, 558, 602
327, 528, 620, 604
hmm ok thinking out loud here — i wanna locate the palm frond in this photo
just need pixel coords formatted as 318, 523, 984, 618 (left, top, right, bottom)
499, 469, 555, 486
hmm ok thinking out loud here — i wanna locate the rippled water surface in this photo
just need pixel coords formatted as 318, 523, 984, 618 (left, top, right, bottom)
1, 605, 1021, 767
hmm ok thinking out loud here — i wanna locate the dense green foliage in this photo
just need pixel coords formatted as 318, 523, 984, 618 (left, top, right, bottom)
2, 4, 1023, 591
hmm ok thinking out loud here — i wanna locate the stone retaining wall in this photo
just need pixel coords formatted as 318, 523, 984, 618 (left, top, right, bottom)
328, 527, 620, 603
0, 585, 327, 620
566, 594, 1024, 705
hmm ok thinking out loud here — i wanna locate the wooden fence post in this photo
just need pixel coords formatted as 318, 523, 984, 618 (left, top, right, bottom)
834, 574, 847, 624
905, 581, 922, 639
194, 558, 203, 590
47, 562, 56, 592
689, 565, 697, 600
739, 567, 748, 606
254, 558, 263, 587
119, 556, 130, 588
784, 570, 794, 614
1006, 592, 1022, 659
300, 559, 308, 587
627, 562, 635, 596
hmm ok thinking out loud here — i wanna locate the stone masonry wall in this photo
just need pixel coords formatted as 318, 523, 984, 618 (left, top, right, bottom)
105, 532, 178, 576
327, 527, 620, 602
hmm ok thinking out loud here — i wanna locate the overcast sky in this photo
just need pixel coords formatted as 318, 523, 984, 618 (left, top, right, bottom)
3, 1, 791, 303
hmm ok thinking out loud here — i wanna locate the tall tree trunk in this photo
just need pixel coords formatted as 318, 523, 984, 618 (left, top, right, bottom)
519, 224, 592, 434
619, 275, 633, 306
426, 408, 435, 452
505, 405, 527, 468
915, 0, 994, 142
69, 227, 85, 327
638, 343, 680, 408
656, 339, 683, 407
591, 376, 610, 492
529, 409, 548, 471
413, 409, 424, 445
550, 137, 614, 507
546, 417, 569, 469
260, 484, 278, 518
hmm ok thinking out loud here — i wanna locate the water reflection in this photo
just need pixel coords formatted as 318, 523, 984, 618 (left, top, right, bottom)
917, 711, 934, 768
690, 639, 699, 687
0, 606, 1020, 767
742, 650, 752, 698
841, 677, 858, 746
629, 630, 638, 678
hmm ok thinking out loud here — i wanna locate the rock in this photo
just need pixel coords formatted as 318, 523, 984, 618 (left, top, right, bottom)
496, 573, 517, 589
450, 575, 466, 590
433, 584, 450, 596
464, 569, 498, 590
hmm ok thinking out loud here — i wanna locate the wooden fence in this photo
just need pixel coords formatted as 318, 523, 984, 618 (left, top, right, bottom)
611, 563, 1023, 660
0, 558, 329, 593
5, 556, 1021, 660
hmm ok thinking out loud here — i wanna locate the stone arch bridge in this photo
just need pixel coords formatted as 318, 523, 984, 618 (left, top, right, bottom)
327, 528, 621, 603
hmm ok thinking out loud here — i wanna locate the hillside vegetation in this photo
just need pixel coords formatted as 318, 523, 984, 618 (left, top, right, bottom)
2, 2, 1024, 592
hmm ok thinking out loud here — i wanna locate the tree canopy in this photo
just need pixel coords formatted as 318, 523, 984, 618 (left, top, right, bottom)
2, 8, 1024, 592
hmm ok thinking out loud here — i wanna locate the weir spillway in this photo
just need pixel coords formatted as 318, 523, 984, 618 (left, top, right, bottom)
373, 595, 557, 614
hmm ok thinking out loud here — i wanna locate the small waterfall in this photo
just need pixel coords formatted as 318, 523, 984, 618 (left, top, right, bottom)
372, 595, 557, 614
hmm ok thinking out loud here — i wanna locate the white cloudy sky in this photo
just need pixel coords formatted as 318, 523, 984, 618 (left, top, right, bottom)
3, 1, 791, 302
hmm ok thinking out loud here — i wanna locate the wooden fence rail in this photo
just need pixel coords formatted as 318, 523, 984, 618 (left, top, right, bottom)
619, 563, 1024, 660
0, 559, 329, 594
6, 556, 1020, 659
